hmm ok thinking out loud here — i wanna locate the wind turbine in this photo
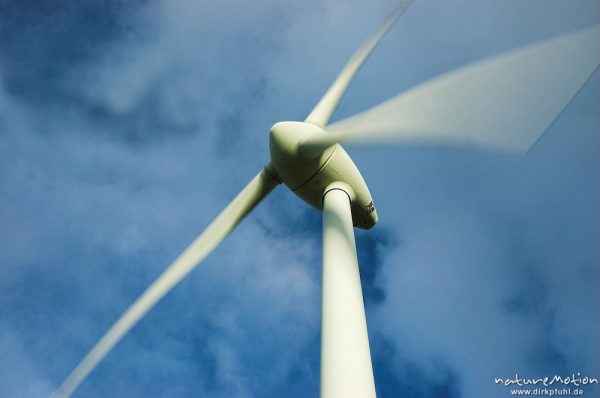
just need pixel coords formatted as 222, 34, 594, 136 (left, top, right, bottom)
53, 2, 599, 397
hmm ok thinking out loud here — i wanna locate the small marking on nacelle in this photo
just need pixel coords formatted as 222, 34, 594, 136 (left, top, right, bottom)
366, 201, 375, 214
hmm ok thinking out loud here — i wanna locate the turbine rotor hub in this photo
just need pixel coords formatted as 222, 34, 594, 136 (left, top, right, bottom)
269, 121, 377, 230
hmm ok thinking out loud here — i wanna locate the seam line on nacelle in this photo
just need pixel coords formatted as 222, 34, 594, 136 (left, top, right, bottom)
290, 144, 339, 192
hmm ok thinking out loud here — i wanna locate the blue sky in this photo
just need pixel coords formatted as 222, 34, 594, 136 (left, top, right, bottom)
0, 1, 598, 397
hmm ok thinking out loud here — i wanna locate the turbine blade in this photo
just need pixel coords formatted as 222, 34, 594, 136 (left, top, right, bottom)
52, 168, 279, 398
306, 26, 600, 154
304, 1, 414, 127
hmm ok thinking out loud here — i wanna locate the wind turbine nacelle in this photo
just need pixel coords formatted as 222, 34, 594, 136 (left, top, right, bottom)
269, 121, 378, 230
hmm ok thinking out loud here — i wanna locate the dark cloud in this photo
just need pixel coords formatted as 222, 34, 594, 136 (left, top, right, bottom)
265, 334, 319, 397
0, 0, 285, 144
0, 1, 144, 104
357, 226, 399, 305
371, 335, 461, 398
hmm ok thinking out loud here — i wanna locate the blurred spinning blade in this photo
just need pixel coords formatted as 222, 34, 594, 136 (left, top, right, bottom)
303, 26, 600, 154
52, 169, 279, 398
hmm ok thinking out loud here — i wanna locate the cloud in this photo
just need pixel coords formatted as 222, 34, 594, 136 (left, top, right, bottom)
0, 1, 597, 397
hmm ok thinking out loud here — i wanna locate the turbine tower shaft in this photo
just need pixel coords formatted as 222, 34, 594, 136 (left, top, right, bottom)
321, 187, 376, 398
